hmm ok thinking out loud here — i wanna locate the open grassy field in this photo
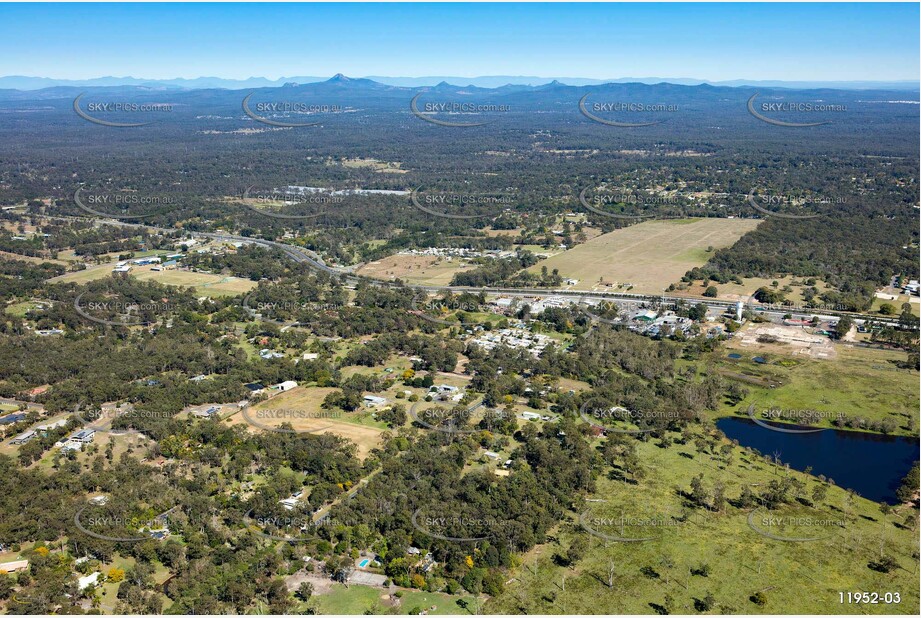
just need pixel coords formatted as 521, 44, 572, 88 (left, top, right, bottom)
0, 218, 35, 233
335, 157, 408, 174
704, 344, 919, 436
871, 295, 921, 317
49, 263, 255, 297
132, 269, 255, 296
338, 353, 414, 381
527, 218, 760, 294
677, 275, 833, 304
47, 264, 117, 285
486, 424, 920, 615
518, 244, 565, 258
0, 250, 68, 266
234, 385, 338, 415
3, 300, 46, 317
356, 254, 474, 286
484, 227, 523, 237
224, 386, 385, 459
314, 582, 479, 615
557, 377, 592, 393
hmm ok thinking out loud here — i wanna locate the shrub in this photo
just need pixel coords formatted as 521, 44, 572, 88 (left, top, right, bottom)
869, 555, 899, 573
694, 593, 715, 612
107, 567, 125, 583
691, 563, 711, 577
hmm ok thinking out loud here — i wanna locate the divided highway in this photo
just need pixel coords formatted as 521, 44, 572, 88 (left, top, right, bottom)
63, 216, 910, 328
200, 230, 907, 328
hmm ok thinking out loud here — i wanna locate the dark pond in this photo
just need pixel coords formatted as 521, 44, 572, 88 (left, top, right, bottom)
717, 416, 919, 504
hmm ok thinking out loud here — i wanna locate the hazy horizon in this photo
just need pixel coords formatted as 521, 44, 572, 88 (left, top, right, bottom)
1, 3, 917, 82
1, 73, 918, 92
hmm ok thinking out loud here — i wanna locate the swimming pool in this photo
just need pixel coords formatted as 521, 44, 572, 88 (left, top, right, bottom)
358, 558, 370, 567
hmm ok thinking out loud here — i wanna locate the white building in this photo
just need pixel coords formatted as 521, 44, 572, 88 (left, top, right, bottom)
280, 490, 304, 511
78, 572, 102, 591
10, 430, 36, 445
0, 559, 28, 573
60, 429, 95, 450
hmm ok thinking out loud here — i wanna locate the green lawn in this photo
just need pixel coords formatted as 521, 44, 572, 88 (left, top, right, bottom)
316, 583, 480, 615
4, 300, 41, 317
870, 296, 920, 318
93, 554, 138, 613
341, 411, 390, 431
237, 334, 261, 361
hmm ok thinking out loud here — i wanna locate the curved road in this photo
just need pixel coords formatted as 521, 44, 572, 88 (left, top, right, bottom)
65, 216, 909, 328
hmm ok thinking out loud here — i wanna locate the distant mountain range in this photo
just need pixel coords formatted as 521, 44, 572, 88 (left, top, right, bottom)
0, 74, 917, 108
0, 73, 917, 92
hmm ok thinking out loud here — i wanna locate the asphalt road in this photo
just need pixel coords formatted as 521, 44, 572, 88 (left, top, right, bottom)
52, 215, 912, 329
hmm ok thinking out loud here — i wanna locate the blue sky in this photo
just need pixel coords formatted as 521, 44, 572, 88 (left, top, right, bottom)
0, 2, 917, 81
